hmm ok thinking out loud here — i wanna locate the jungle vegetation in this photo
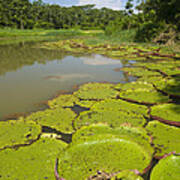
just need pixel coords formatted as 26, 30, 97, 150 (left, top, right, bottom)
0, 0, 179, 43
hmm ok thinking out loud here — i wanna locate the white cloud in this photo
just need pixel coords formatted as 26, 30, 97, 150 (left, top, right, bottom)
82, 55, 122, 65
78, 0, 123, 10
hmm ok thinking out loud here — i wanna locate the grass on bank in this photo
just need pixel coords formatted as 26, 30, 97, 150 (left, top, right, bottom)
0, 28, 179, 53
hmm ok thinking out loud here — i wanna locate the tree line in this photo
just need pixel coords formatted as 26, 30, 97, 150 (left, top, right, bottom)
0, 0, 179, 42
0, 0, 124, 30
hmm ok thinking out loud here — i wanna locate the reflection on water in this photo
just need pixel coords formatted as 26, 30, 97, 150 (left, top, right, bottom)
0, 42, 135, 120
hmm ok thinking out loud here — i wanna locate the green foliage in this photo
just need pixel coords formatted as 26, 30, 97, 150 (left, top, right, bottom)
74, 82, 118, 100
0, 119, 41, 150
133, 61, 180, 76
59, 132, 153, 179
150, 104, 180, 125
153, 77, 180, 97
112, 170, 144, 180
0, 137, 67, 180
117, 81, 170, 104
72, 124, 153, 155
150, 155, 180, 180
146, 121, 180, 157
135, 20, 166, 42
121, 67, 162, 77
91, 99, 149, 117
26, 108, 76, 134
74, 110, 146, 129
48, 94, 79, 109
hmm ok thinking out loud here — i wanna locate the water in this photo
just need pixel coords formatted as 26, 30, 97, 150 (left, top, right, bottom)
0, 43, 135, 120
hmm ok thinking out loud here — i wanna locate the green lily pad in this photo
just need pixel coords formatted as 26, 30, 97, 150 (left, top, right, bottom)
146, 121, 180, 157
72, 124, 153, 155
26, 108, 76, 134
59, 137, 153, 179
0, 137, 67, 180
74, 110, 147, 129
150, 104, 180, 126
134, 61, 180, 76
0, 119, 41, 150
153, 77, 180, 97
76, 100, 97, 108
117, 81, 170, 104
74, 82, 118, 100
111, 170, 144, 180
150, 155, 180, 180
48, 94, 79, 109
91, 99, 149, 117
121, 67, 161, 77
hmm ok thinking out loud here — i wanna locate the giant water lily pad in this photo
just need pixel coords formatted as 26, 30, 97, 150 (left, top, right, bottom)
150, 155, 180, 180
146, 121, 180, 157
153, 77, 180, 97
0, 137, 67, 180
117, 81, 170, 104
72, 124, 153, 155
150, 104, 180, 126
48, 94, 79, 109
76, 100, 97, 108
0, 119, 41, 150
121, 67, 161, 77
91, 99, 149, 117
26, 108, 76, 134
74, 110, 146, 129
111, 170, 144, 180
134, 61, 180, 76
59, 137, 153, 179
74, 82, 118, 100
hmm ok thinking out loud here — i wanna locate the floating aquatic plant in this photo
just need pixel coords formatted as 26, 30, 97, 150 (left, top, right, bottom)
26, 108, 76, 134
111, 170, 144, 180
72, 124, 153, 155
150, 154, 180, 180
121, 67, 161, 77
146, 121, 180, 158
0, 137, 67, 180
91, 99, 149, 117
74, 82, 118, 100
117, 81, 170, 104
0, 119, 41, 150
74, 110, 146, 129
48, 94, 79, 109
76, 99, 97, 108
150, 103, 180, 126
153, 77, 180, 97
58, 136, 153, 179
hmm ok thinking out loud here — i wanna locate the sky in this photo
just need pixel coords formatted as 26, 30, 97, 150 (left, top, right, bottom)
41, 0, 129, 10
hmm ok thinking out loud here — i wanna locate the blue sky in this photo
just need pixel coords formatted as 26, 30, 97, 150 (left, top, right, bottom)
40, 0, 129, 10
